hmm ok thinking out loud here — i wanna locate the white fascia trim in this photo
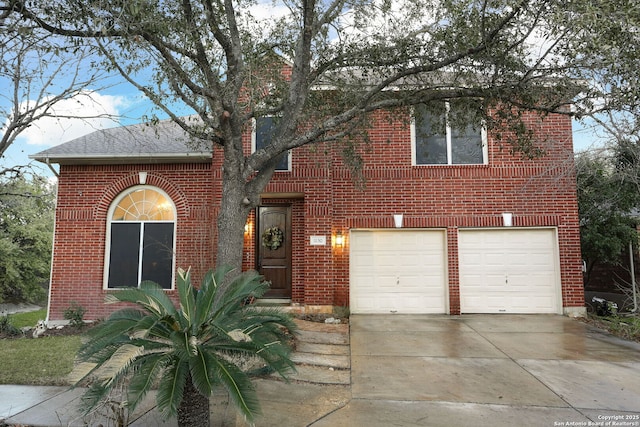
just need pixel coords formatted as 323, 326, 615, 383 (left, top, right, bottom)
30, 152, 213, 165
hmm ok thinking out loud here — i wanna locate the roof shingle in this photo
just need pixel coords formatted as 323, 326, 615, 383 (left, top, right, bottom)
30, 118, 213, 165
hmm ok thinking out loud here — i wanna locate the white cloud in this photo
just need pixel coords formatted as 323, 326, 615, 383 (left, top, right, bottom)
333, 0, 440, 46
249, 1, 289, 21
18, 91, 128, 147
236, 0, 290, 36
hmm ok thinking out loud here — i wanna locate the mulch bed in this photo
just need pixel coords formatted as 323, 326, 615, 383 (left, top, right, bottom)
0, 324, 93, 340
294, 312, 349, 324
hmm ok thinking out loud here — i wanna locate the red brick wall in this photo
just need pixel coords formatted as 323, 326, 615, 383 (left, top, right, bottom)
48, 164, 216, 320
262, 108, 582, 314
47, 108, 583, 320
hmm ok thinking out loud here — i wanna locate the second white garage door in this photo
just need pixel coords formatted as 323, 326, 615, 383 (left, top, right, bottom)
350, 230, 447, 314
458, 228, 561, 314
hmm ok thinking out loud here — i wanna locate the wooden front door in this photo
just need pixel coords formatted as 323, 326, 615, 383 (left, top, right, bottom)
257, 206, 292, 299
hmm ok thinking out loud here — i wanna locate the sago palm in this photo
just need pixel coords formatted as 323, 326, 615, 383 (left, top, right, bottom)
70, 266, 297, 426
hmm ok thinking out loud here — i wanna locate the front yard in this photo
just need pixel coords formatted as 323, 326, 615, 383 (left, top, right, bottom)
0, 335, 81, 385
0, 307, 638, 387
0, 310, 82, 385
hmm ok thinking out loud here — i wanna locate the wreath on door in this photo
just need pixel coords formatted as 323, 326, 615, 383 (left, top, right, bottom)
261, 226, 284, 250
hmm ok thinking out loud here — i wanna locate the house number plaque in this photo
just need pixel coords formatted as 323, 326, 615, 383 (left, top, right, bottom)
309, 236, 327, 246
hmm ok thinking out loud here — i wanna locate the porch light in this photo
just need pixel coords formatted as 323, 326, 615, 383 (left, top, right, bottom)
335, 231, 344, 247
244, 223, 250, 234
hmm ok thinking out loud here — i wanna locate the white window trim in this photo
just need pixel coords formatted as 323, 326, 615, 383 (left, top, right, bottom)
103, 185, 177, 290
411, 103, 488, 166
251, 117, 292, 172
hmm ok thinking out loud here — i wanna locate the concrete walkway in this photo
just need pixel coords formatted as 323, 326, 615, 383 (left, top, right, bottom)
313, 314, 640, 427
2, 314, 640, 426
0, 380, 351, 426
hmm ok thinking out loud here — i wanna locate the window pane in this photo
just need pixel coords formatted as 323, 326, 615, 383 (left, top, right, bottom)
108, 223, 141, 288
256, 116, 288, 170
451, 124, 483, 164
112, 188, 174, 221
141, 223, 174, 289
414, 105, 447, 165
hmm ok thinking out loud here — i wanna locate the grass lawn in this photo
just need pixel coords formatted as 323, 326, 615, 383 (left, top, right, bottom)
9, 308, 47, 329
0, 310, 82, 385
0, 335, 82, 385
583, 313, 640, 343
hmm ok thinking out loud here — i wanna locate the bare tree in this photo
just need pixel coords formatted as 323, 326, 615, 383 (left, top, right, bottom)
0, 20, 118, 175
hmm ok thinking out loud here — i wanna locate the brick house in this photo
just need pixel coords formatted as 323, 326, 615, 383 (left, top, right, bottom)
32, 103, 585, 322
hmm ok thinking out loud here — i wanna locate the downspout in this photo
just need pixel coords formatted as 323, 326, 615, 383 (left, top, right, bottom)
630, 240, 638, 313
44, 157, 59, 325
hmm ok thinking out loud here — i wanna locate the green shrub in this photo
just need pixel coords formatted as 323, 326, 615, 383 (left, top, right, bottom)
589, 313, 640, 343
63, 302, 86, 328
70, 267, 296, 425
0, 315, 20, 336
608, 315, 640, 341
333, 305, 350, 319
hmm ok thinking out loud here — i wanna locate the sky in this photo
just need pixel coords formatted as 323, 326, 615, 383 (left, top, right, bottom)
2, 88, 155, 176
0, 0, 291, 177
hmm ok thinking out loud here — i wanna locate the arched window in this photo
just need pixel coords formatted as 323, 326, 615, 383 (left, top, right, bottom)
105, 186, 176, 289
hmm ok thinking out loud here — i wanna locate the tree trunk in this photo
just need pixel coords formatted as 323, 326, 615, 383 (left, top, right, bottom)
215, 124, 255, 274
214, 128, 275, 297
177, 374, 210, 427
213, 157, 256, 303
216, 179, 250, 272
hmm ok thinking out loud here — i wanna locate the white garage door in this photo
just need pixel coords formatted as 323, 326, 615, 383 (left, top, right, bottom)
350, 230, 447, 314
458, 228, 561, 314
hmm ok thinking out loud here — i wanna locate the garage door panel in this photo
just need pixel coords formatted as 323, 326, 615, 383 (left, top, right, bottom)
485, 254, 507, 266
352, 293, 446, 314
459, 229, 560, 314
462, 295, 558, 314
512, 295, 555, 308
350, 230, 447, 314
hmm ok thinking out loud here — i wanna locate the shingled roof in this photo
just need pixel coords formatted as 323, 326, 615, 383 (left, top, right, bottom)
30, 118, 213, 165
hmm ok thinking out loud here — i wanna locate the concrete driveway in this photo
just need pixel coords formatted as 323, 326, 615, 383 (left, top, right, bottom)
312, 314, 640, 427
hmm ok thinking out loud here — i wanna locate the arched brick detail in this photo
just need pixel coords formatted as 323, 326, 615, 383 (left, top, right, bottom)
94, 172, 190, 219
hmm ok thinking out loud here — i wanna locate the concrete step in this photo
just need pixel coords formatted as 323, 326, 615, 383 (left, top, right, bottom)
291, 352, 350, 369
294, 319, 349, 334
289, 319, 351, 385
278, 364, 350, 385
296, 329, 349, 345
296, 341, 350, 356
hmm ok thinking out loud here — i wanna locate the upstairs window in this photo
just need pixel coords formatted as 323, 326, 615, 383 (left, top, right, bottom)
105, 186, 175, 289
412, 102, 487, 165
252, 116, 291, 171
